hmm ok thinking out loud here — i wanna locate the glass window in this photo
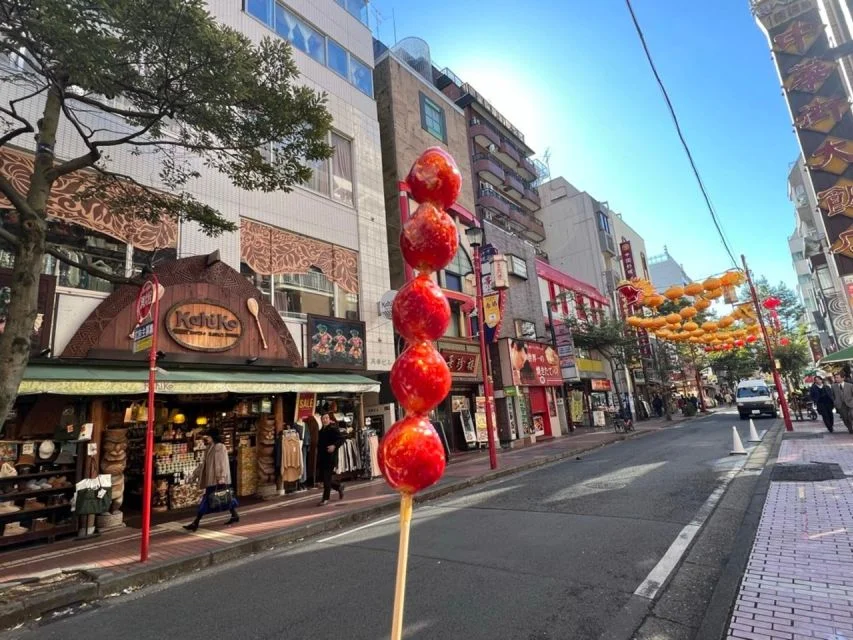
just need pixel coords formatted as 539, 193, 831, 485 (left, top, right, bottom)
328, 39, 348, 77
597, 211, 610, 233
335, 0, 368, 25
303, 156, 330, 196
446, 245, 471, 276
246, 0, 272, 25
274, 4, 294, 43
444, 302, 461, 337
349, 56, 373, 97
330, 133, 353, 205
419, 93, 446, 142
444, 272, 462, 292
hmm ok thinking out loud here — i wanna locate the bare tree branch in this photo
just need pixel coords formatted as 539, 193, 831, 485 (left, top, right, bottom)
0, 175, 36, 219
47, 149, 100, 179
64, 93, 162, 120
0, 125, 32, 148
43, 245, 140, 285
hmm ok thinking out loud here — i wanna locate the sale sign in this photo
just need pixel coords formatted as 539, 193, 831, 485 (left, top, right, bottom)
294, 393, 316, 422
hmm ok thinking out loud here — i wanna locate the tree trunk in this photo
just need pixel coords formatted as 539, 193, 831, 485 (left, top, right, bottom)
0, 84, 62, 429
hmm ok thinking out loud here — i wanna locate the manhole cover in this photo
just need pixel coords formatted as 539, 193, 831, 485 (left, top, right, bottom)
771, 463, 845, 481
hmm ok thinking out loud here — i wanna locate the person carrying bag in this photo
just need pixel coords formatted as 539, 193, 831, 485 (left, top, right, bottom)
184, 428, 239, 531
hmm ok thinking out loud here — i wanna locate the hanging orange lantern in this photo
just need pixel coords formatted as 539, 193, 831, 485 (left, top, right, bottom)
703, 276, 722, 292
718, 316, 734, 328
664, 285, 685, 301
746, 324, 760, 335
683, 321, 699, 332
720, 271, 744, 287
701, 321, 718, 332
684, 282, 704, 296
733, 329, 747, 338
666, 313, 681, 325
694, 297, 711, 311
692, 329, 705, 337
643, 294, 665, 308
679, 306, 698, 319
626, 316, 643, 327
705, 287, 724, 299
650, 316, 667, 329
656, 329, 671, 339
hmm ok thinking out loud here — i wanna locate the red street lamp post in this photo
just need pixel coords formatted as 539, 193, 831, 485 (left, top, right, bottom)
466, 226, 498, 470
742, 255, 793, 432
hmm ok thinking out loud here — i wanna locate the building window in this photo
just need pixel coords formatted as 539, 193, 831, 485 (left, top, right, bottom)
515, 319, 536, 340
327, 38, 348, 78
296, 131, 353, 206
419, 92, 446, 143
349, 55, 373, 97
445, 302, 462, 337
441, 244, 471, 292
331, 133, 353, 205
597, 211, 610, 233
334, 0, 368, 25
241, 263, 358, 321
245, 1, 371, 97
506, 254, 527, 279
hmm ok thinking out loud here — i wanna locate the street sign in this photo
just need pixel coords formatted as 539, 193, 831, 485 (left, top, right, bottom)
135, 281, 155, 325
132, 320, 154, 353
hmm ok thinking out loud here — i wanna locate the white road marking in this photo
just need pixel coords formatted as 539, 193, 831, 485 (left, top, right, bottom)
316, 514, 399, 544
634, 459, 748, 600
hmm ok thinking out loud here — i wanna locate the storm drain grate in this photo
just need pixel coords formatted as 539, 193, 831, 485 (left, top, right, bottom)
771, 462, 846, 481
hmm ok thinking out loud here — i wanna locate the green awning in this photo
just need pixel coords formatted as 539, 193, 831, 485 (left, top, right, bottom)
16, 364, 380, 396
820, 345, 853, 365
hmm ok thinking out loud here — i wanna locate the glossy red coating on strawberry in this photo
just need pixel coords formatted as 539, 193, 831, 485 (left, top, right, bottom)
392, 275, 450, 342
406, 147, 462, 209
390, 341, 451, 415
400, 203, 459, 274
378, 415, 447, 495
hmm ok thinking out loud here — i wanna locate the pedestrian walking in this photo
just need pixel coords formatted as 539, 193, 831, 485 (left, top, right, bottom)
810, 376, 836, 433
724, 391, 733, 406
184, 428, 239, 531
652, 394, 663, 418
835, 372, 853, 433
317, 413, 345, 507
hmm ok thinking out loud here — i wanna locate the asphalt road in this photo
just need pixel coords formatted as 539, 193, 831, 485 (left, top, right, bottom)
6, 410, 761, 640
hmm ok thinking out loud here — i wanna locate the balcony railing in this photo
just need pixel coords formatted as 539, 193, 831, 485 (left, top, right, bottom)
472, 152, 506, 182
278, 271, 334, 294
479, 186, 545, 241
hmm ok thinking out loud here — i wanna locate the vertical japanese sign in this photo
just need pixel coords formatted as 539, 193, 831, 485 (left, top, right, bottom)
480, 244, 506, 344
754, 0, 853, 276
619, 239, 651, 359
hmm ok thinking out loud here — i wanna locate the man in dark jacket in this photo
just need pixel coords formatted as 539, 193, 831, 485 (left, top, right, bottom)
317, 413, 345, 506
810, 376, 836, 432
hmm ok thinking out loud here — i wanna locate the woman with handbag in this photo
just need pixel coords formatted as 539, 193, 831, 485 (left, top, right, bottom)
317, 413, 345, 507
184, 428, 239, 531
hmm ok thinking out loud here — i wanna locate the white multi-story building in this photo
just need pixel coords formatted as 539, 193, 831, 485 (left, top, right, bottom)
2, 0, 394, 371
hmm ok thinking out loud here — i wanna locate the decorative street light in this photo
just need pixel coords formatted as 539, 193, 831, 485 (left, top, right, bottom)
465, 225, 498, 470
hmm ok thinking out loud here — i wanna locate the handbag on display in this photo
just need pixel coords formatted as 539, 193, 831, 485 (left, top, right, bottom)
206, 486, 235, 512
0, 462, 17, 478
73, 476, 112, 515
123, 402, 140, 424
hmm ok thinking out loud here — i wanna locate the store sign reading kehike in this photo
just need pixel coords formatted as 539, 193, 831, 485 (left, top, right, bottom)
166, 300, 243, 352
755, 0, 853, 276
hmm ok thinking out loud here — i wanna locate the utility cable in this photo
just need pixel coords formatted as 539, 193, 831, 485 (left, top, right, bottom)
624, 0, 739, 268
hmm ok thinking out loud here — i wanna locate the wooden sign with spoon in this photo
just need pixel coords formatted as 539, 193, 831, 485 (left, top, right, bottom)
246, 298, 268, 350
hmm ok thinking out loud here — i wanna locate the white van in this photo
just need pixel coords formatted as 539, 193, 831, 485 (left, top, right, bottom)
736, 379, 777, 420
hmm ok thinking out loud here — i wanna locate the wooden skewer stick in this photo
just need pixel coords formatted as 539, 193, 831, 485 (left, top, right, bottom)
390, 493, 414, 640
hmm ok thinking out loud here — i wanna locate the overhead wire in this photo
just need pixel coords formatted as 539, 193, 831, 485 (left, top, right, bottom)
623, 0, 739, 268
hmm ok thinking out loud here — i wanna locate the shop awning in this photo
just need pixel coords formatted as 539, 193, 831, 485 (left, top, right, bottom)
16, 364, 380, 396
820, 345, 853, 365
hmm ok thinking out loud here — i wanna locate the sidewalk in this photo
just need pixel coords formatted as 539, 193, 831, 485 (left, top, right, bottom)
726, 420, 853, 640
0, 414, 687, 627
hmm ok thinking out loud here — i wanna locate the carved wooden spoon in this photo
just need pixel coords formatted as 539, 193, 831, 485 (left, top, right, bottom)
246, 298, 267, 350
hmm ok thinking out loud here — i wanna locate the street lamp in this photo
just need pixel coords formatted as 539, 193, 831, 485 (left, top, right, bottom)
465, 225, 498, 470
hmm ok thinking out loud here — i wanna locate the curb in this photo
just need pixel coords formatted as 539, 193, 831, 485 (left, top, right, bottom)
1, 426, 658, 630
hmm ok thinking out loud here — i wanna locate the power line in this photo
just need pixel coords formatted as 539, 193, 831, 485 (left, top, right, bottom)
624, 0, 739, 269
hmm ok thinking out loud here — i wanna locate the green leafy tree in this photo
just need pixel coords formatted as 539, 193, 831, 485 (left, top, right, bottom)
741, 277, 805, 334
755, 338, 811, 388
0, 0, 333, 427
566, 314, 639, 415
708, 348, 759, 386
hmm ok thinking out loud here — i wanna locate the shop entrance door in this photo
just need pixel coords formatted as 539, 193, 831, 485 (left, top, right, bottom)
528, 387, 552, 437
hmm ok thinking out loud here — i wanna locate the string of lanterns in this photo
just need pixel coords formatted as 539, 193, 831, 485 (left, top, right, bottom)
619, 270, 770, 352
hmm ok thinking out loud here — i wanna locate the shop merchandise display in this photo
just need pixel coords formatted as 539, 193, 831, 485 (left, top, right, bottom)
0, 436, 80, 545
380, 147, 459, 639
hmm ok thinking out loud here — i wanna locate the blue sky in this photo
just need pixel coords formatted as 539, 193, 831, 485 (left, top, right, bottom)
368, 0, 800, 288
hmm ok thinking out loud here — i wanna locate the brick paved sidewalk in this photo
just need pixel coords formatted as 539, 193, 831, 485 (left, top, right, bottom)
727, 420, 853, 640
0, 416, 682, 586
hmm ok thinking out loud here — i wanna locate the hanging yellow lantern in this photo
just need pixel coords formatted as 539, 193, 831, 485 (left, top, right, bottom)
694, 297, 711, 311
679, 306, 698, 319
684, 282, 704, 296
683, 321, 699, 332
703, 276, 722, 291
701, 321, 718, 332
718, 316, 734, 328
643, 294, 665, 308
664, 285, 685, 301
666, 313, 681, 325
